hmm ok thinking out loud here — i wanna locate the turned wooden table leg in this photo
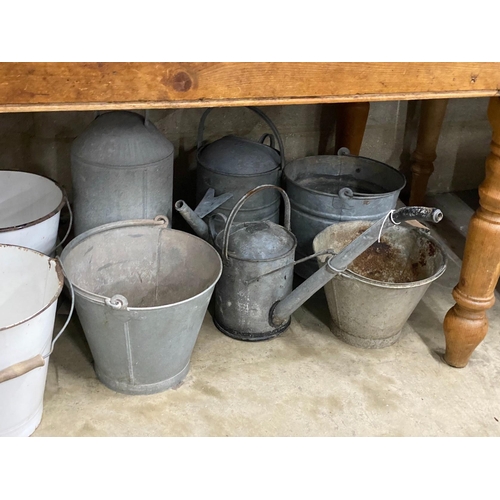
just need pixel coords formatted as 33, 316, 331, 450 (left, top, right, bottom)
443, 97, 500, 367
408, 99, 448, 205
318, 102, 370, 155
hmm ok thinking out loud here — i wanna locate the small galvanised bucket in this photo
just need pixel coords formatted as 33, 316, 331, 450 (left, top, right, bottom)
60, 216, 223, 395
313, 221, 447, 349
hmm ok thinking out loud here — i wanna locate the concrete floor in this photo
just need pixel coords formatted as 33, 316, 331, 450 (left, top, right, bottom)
33, 209, 500, 437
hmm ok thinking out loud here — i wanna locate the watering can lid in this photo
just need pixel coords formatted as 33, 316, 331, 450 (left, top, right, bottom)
217, 220, 295, 260
71, 111, 174, 167
198, 136, 281, 175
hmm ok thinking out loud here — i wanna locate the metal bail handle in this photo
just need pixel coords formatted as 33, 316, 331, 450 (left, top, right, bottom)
196, 106, 286, 169
101, 215, 168, 311
0, 257, 75, 384
222, 184, 291, 261
49, 188, 73, 255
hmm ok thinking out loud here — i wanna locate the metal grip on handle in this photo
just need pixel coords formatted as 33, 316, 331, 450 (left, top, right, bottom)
222, 185, 291, 261
196, 106, 286, 169
391, 207, 444, 224
0, 257, 75, 384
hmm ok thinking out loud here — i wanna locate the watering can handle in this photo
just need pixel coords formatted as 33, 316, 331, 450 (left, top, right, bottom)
0, 258, 75, 384
208, 212, 228, 243
222, 184, 291, 261
196, 106, 286, 170
49, 189, 73, 255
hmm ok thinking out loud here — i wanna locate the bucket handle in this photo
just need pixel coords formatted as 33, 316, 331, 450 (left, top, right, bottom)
0, 258, 75, 384
49, 189, 73, 255
196, 106, 286, 170
222, 185, 291, 261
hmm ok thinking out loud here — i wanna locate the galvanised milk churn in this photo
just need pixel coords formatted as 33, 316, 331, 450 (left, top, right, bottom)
71, 111, 174, 235
196, 106, 285, 228
213, 185, 296, 341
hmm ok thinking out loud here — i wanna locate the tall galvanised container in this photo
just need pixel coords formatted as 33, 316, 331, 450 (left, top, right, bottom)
71, 111, 174, 235
283, 149, 406, 278
196, 106, 285, 228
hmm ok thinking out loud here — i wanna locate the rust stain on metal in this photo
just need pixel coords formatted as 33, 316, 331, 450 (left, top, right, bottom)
348, 233, 430, 283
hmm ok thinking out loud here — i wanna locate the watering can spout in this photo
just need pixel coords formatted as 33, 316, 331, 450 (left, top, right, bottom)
175, 188, 234, 242
175, 200, 210, 241
270, 206, 444, 327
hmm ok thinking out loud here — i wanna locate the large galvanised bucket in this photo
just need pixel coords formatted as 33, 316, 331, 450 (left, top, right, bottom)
60, 216, 223, 395
313, 221, 447, 349
0, 171, 72, 255
0, 245, 73, 437
284, 150, 406, 278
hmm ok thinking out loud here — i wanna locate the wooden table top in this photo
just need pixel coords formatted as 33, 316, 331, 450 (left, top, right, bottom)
0, 62, 499, 113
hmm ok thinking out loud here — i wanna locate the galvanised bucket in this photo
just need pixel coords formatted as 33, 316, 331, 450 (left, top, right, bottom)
60, 216, 222, 395
313, 221, 447, 349
284, 149, 406, 278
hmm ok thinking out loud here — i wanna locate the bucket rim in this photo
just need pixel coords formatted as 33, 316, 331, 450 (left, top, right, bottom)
0, 244, 64, 331
0, 170, 65, 233
60, 218, 223, 310
283, 154, 407, 199
315, 226, 448, 289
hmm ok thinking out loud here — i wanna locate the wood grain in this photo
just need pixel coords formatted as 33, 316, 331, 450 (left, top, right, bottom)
409, 99, 449, 205
443, 96, 500, 367
0, 63, 499, 112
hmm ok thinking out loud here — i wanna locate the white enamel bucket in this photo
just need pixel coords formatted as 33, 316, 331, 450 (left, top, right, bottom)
0, 171, 72, 255
0, 244, 74, 437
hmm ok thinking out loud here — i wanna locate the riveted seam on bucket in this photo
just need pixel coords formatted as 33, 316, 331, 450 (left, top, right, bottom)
123, 321, 135, 384
0, 173, 65, 232
0, 247, 64, 331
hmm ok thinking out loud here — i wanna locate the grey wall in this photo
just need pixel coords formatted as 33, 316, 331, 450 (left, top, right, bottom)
0, 98, 491, 207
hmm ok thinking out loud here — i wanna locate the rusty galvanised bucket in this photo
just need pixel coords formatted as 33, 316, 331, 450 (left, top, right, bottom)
313, 221, 447, 349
